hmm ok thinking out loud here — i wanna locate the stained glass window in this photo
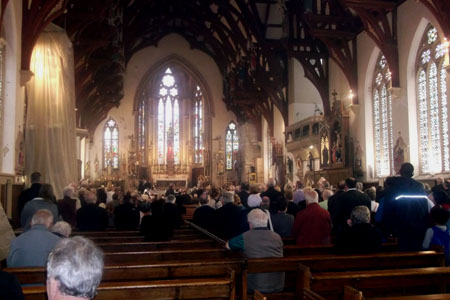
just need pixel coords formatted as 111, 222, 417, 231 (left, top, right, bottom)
194, 85, 204, 164
373, 54, 393, 177
104, 118, 119, 168
225, 122, 239, 170
137, 97, 146, 163
157, 68, 180, 165
416, 24, 449, 174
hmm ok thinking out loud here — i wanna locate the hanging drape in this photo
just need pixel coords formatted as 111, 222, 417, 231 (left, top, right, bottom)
25, 24, 77, 199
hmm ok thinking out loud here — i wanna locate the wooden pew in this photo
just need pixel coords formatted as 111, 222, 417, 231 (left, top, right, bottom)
344, 286, 450, 300
7, 259, 243, 285
299, 265, 450, 300
97, 239, 221, 252
283, 243, 397, 256
70, 228, 198, 237
88, 233, 204, 243
103, 248, 241, 264
22, 269, 237, 300
241, 251, 444, 300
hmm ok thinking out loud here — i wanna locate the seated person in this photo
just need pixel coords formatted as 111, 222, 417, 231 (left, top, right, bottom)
271, 198, 294, 238
423, 205, 450, 263
164, 194, 183, 230
335, 205, 383, 254
8, 209, 60, 267
140, 199, 173, 241
226, 209, 284, 293
51, 221, 72, 238
76, 192, 108, 231
46, 236, 103, 300
114, 193, 140, 230
192, 193, 215, 230
57, 186, 80, 227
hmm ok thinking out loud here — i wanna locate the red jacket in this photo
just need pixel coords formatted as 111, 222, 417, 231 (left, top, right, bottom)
291, 203, 332, 246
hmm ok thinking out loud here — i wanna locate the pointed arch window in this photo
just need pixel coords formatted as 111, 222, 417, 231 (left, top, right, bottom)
416, 25, 449, 174
157, 68, 180, 165
194, 85, 204, 164
373, 54, 394, 177
104, 118, 119, 168
137, 97, 146, 164
225, 122, 239, 170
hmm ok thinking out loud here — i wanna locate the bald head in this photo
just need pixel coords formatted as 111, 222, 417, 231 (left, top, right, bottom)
31, 209, 54, 228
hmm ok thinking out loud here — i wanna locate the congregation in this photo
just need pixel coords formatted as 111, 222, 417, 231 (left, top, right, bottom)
2, 162, 450, 299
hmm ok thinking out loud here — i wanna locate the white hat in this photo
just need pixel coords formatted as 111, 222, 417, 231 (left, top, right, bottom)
248, 194, 262, 207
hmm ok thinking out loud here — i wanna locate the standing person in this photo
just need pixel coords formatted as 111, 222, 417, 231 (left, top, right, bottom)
293, 181, 306, 211
271, 198, 294, 238
285, 190, 300, 217
18, 172, 42, 215
21, 184, 59, 230
163, 194, 183, 230
226, 209, 284, 293
334, 178, 372, 234
260, 178, 283, 208
328, 180, 345, 231
378, 163, 432, 251
57, 186, 80, 228
141, 199, 173, 241
291, 188, 332, 246
238, 182, 250, 208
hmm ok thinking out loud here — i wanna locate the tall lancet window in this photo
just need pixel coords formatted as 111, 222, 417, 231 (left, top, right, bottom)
194, 85, 203, 163
416, 25, 449, 174
157, 68, 180, 165
225, 122, 239, 170
104, 118, 119, 168
373, 54, 393, 177
137, 97, 146, 163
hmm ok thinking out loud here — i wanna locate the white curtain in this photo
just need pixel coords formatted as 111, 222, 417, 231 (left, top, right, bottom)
25, 24, 77, 199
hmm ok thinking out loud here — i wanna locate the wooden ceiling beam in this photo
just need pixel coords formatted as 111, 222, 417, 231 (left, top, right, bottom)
417, 0, 450, 38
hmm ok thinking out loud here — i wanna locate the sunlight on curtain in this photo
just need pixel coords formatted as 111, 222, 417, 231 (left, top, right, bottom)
25, 24, 77, 198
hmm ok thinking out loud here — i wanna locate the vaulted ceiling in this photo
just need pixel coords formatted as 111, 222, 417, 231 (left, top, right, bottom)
19, 0, 449, 134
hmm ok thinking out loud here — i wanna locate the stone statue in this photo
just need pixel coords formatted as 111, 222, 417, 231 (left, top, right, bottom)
308, 152, 314, 171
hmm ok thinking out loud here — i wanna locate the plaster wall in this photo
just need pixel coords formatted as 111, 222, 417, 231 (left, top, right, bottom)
330, 0, 446, 181
288, 58, 323, 125
89, 34, 236, 181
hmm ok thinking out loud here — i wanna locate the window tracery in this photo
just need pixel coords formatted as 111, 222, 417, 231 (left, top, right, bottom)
373, 54, 393, 177
225, 122, 239, 170
194, 86, 204, 164
104, 118, 119, 168
157, 68, 180, 165
416, 24, 449, 174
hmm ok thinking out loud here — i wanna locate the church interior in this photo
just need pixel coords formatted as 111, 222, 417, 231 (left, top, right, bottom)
1, 0, 450, 299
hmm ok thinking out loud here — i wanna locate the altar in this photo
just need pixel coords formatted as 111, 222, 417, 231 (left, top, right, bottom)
153, 174, 188, 189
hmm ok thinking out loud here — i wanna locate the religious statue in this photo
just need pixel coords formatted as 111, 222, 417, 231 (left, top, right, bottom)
85, 161, 90, 179
94, 155, 99, 179
394, 132, 407, 174
287, 156, 293, 181
15, 127, 24, 175
308, 152, 314, 171
217, 159, 224, 175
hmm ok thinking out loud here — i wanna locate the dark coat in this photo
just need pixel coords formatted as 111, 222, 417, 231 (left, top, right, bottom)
114, 202, 140, 230
214, 202, 244, 239
76, 204, 108, 231
140, 215, 172, 241
193, 205, 215, 230
0, 271, 24, 300
163, 202, 183, 229
335, 223, 383, 254
334, 190, 371, 233
57, 196, 77, 227
18, 183, 41, 215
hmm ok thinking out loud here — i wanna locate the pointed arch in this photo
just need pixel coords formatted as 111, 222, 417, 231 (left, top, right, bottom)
103, 118, 119, 169
225, 122, 239, 171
